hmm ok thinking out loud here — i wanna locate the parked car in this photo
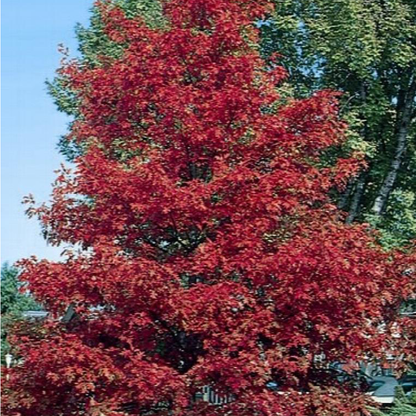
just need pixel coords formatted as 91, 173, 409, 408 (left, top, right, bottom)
398, 375, 416, 395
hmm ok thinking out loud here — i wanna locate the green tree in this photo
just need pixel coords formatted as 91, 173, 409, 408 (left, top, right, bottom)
261, 0, 416, 247
1, 263, 40, 315
371, 387, 416, 416
1, 263, 41, 361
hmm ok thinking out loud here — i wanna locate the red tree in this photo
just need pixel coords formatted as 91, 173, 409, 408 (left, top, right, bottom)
3, 1, 415, 415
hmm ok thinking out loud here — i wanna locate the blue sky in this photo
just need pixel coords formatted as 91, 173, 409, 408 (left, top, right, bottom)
2, 0, 92, 264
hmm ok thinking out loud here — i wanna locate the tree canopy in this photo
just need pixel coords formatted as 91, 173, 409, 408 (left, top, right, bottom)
50, 0, 416, 250
261, 0, 416, 247
3, 1, 416, 416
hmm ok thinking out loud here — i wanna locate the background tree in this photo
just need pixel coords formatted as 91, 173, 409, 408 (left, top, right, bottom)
1, 263, 40, 363
261, 0, 416, 247
370, 387, 416, 416
3, 1, 416, 415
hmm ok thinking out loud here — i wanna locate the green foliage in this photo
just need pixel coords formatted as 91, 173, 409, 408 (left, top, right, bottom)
371, 387, 416, 416
116, 0, 165, 26
1, 264, 40, 315
1, 263, 41, 362
264, 0, 416, 246
369, 390, 415, 415
365, 189, 416, 248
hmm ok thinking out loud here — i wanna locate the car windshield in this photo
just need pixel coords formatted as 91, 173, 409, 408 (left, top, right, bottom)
367, 381, 385, 393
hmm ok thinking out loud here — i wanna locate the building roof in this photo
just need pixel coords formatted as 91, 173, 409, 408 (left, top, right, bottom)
21, 310, 49, 319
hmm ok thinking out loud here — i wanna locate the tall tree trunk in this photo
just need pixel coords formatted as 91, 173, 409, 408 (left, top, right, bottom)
346, 172, 367, 224
341, 81, 368, 223
337, 179, 354, 211
371, 76, 416, 216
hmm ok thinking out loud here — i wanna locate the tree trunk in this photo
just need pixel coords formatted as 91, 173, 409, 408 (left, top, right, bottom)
346, 172, 367, 224
337, 179, 354, 211
340, 81, 368, 223
371, 76, 416, 216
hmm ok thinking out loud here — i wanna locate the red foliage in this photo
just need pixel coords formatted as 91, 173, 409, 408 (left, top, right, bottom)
3, 1, 415, 415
